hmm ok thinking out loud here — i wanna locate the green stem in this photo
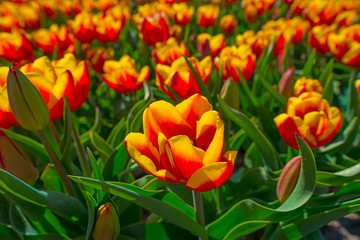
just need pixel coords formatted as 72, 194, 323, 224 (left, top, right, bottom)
217, 185, 224, 213
192, 190, 205, 240
48, 121, 60, 145
37, 129, 77, 198
71, 115, 91, 177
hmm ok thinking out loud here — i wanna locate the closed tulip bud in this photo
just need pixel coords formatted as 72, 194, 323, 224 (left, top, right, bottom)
7, 63, 49, 131
278, 67, 295, 99
277, 156, 301, 203
93, 203, 120, 240
220, 80, 239, 110
0, 131, 39, 185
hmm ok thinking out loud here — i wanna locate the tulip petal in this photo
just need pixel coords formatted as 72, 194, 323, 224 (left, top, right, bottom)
176, 94, 212, 130
185, 151, 236, 192
274, 114, 300, 149
125, 133, 179, 183
196, 111, 224, 165
167, 135, 205, 179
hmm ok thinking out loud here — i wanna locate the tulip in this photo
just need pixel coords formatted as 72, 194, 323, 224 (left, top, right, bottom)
125, 94, 237, 192
274, 92, 342, 149
106, 3, 132, 25
277, 156, 301, 203
68, 11, 97, 43
278, 67, 295, 99
102, 55, 150, 94
236, 30, 269, 58
242, 0, 276, 23
0, 30, 34, 63
20, 57, 72, 121
82, 45, 114, 74
7, 63, 50, 131
169, 25, 183, 42
197, 33, 225, 58
293, 77, 324, 97
328, 25, 360, 68
220, 14, 237, 35
173, 3, 194, 26
308, 25, 336, 55
93, 203, 120, 240
152, 38, 189, 65
52, 53, 91, 111
140, 14, 170, 46
33, 24, 74, 57
155, 56, 212, 100
0, 131, 39, 185
214, 45, 256, 82
0, 67, 18, 129
95, 14, 122, 44
196, 4, 220, 28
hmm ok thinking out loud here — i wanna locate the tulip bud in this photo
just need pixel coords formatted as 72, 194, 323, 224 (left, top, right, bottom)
0, 131, 39, 185
220, 80, 239, 110
93, 203, 120, 240
278, 67, 295, 99
7, 63, 50, 131
276, 156, 301, 203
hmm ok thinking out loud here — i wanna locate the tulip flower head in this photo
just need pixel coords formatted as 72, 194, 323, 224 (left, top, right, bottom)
139, 14, 170, 46
152, 38, 189, 65
197, 33, 225, 58
294, 77, 324, 97
93, 203, 120, 240
277, 156, 301, 203
196, 4, 220, 28
0, 30, 34, 63
125, 94, 237, 192
220, 14, 237, 35
173, 3, 194, 26
308, 24, 336, 55
102, 55, 150, 94
274, 92, 342, 149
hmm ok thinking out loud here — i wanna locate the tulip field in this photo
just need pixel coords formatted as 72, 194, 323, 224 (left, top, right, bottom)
1, 0, 360, 239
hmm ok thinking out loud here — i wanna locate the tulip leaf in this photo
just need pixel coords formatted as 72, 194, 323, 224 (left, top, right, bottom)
257, 69, 287, 107
346, 79, 359, 123
0, 169, 48, 207
319, 117, 359, 155
319, 59, 334, 85
0, 128, 49, 165
40, 164, 62, 192
164, 84, 183, 102
69, 176, 207, 238
316, 171, 359, 187
301, 49, 317, 78
224, 221, 271, 240
228, 129, 247, 151
218, 97, 280, 171
89, 131, 114, 160
0, 224, 18, 240
107, 117, 127, 148
76, 180, 95, 240
322, 72, 334, 104
184, 57, 212, 105
89, 107, 102, 133
60, 98, 73, 169
126, 97, 153, 133
206, 198, 304, 240
277, 135, 316, 211
103, 142, 130, 181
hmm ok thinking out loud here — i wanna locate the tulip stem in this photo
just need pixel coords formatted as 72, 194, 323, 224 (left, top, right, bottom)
38, 129, 77, 198
71, 115, 91, 177
48, 122, 60, 145
192, 190, 205, 240
218, 185, 224, 212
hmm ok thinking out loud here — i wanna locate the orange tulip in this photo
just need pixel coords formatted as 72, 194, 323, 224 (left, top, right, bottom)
214, 45, 256, 82
33, 24, 74, 57
68, 11, 97, 43
328, 24, 360, 68
196, 4, 220, 28
20, 56, 72, 121
173, 3, 194, 26
125, 94, 237, 192
0, 30, 34, 63
220, 14, 237, 35
155, 56, 212, 100
52, 53, 90, 111
197, 33, 225, 58
308, 25, 336, 55
293, 77, 324, 97
102, 55, 150, 94
140, 14, 170, 46
152, 38, 189, 65
274, 92, 342, 149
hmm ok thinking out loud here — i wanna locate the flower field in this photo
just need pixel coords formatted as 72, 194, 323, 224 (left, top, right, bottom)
0, 0, 360, 239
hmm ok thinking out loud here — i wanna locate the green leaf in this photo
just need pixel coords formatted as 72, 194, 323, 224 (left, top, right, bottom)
89, 131, 114, 160
218, 97, 280, 171
224, 221, 270, 240
277, 135, 316, 211
69, 176, 206, 238
103, 142, 130, 180
301, 50, 317, 78
89, 106, 102, 133
346, 79, 359, 123
60, 98, 73, 168
77, 180, 96, 240
184, 57, 212, 105
319, 59, 334, 85
0, 128, 49, 165
322, 73, 333, 103
164, 84, 183, 102
257, 69, 287, 107
40, 164, 62, 192
107, 118, 127, 148
0, 223, 20, 240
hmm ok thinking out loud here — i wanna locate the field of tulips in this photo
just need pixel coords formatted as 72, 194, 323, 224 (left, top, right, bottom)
1, 0, 360, 239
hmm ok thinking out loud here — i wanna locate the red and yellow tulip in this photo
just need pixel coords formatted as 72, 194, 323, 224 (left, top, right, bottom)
214, 45, 256, 82
68, 11, 97, 43
102, 55, 150, 94
274, 92, 342, 149
152, 38, 189, 65
140, 14, 170, 46
293, 77, 324, 97
220, 14, 237, 35
196, 4, 220, 28
0, 68, 18, 128
242, 0, 276, 23
197, 33, 225, 58
82, 45, 114, 73
0, 30, 34, 63
155, 57, 212, 100
173, 3, 194, 26
125, 94, 237, 192
308, 25, 336, 55
94, 14, 122, 44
